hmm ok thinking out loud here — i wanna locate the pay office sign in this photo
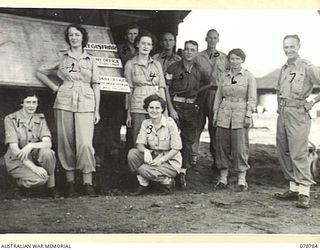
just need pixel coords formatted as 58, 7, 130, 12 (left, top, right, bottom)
94, 57, 123, 68
99, 76, 130, 93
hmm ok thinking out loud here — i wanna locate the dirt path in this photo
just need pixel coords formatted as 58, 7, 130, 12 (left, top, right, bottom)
1, 143, 320, 234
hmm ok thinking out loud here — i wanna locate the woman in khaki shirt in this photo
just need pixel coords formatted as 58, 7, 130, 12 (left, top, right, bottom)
127, 94, 182, 195
213, 48, 256, 192
36, 23, 100, 197
124, 30, 166, 147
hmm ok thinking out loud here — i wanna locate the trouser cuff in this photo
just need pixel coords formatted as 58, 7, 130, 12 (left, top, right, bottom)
298, 184, 310, 197
180, 168, 187, 174
160, 177, 172, 185
47, 175, 55, 188
289, 181, 299, 192
219, 169, 228, 184
137, 175, 149, 187
83, 173, 92, 185
66, 171, 75, 182
238, 171, 246, 185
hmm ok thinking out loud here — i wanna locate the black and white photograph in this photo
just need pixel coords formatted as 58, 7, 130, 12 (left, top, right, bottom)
0, 1, 319, 246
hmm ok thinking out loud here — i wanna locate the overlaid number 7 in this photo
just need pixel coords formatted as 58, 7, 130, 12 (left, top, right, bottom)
289, 72, 296, 83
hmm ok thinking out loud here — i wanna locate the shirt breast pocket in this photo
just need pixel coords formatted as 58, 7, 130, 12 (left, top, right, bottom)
159, 133, 170, 149
32, 122, 41, 138
132, 67, 145, 78
16, 128, 27, 142
290, 72, 305, 95
146, 133, 157, 147
60, 62, 76, 75
80, 63, 92, 75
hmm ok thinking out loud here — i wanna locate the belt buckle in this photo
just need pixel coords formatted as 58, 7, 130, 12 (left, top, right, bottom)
297, 100, 304, 108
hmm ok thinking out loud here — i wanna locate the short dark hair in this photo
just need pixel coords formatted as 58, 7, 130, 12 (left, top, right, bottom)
227, 48, 246, 62
184, 40, 198, 50
143, 94, 166, 113
64, 23, 89, 48
125, 23, 139, 34
161, 32, 175, 41
283, 34, 300, 44
18, 89, 39, 104
206, 29, 219, 37
134, 30, 155, 50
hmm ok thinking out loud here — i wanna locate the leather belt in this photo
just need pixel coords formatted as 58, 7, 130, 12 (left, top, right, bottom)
279, 98, 306, 107
173, 96, 196, 104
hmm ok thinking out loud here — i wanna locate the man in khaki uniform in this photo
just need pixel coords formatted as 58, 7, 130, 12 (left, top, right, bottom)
192, 29, 229, 169
153, 32, 181, 73
275, 34, 320, 209
117, 24, 139, 66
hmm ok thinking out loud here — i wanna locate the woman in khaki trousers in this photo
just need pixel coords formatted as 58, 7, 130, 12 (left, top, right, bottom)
37, 23, 100, 197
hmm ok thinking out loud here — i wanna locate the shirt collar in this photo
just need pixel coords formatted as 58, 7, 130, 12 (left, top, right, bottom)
285, 56, 301, 67
121, 43, 136, 53
159, 115, 168, 127
64, 49, 90, 60
226, 68, 245, 76
16, 109, 40, 126
199, 49, 221, 59
145, 115, 168, 131
132, 55, 154, 66
159, 51, 177, 60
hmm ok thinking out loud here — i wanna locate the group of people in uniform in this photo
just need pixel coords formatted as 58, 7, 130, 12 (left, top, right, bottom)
120, 24, 320, 209
4, 22, 320, 209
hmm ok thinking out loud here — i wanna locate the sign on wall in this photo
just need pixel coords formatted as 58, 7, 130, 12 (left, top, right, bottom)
99, 76, 130, 93
0, 13, 129, 93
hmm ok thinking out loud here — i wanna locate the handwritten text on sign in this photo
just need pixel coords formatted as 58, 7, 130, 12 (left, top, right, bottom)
99, 76, 130, 93
95, 57, 123, 68
85, 43, 117, 52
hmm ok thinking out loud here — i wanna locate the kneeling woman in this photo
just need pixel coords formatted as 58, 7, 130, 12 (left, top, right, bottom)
127, 94, 182, 195
4, 90, 58, 198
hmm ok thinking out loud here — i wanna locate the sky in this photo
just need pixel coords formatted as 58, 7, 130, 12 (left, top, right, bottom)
177, 9, 320, 77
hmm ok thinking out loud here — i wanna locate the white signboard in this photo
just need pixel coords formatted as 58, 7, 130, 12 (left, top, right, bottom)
95, 57, 123, 68
99, 76, 130, 93
85, 42, 118, 52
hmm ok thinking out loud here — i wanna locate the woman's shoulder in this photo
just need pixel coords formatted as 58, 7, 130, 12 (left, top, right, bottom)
152, 59, 162, 67
243, 68, 254, 77
124, 56, 137, 69
141, 118, 152, 127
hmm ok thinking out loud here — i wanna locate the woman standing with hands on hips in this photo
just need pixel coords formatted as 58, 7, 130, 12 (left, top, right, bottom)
124, 30, 166, 147
36, 23, 100, 197
213, 48, 256, 192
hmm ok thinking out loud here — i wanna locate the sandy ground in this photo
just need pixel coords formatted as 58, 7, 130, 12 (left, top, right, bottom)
0, 113, 320, 234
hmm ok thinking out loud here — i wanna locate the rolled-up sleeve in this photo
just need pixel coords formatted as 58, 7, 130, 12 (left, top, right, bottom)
37, 58, 60, 76
39, 116, 52, 139
307, 64, 320, 86
246, 72, 257, 117
136, 120, 148, 145
4, 116, 18, 145
91, 58, 100, 85
213, 85, 223, 120
124, 60, 133, 89
155, 60, 166, 89
167, 119, 182, 150
165, 64, 174, 87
